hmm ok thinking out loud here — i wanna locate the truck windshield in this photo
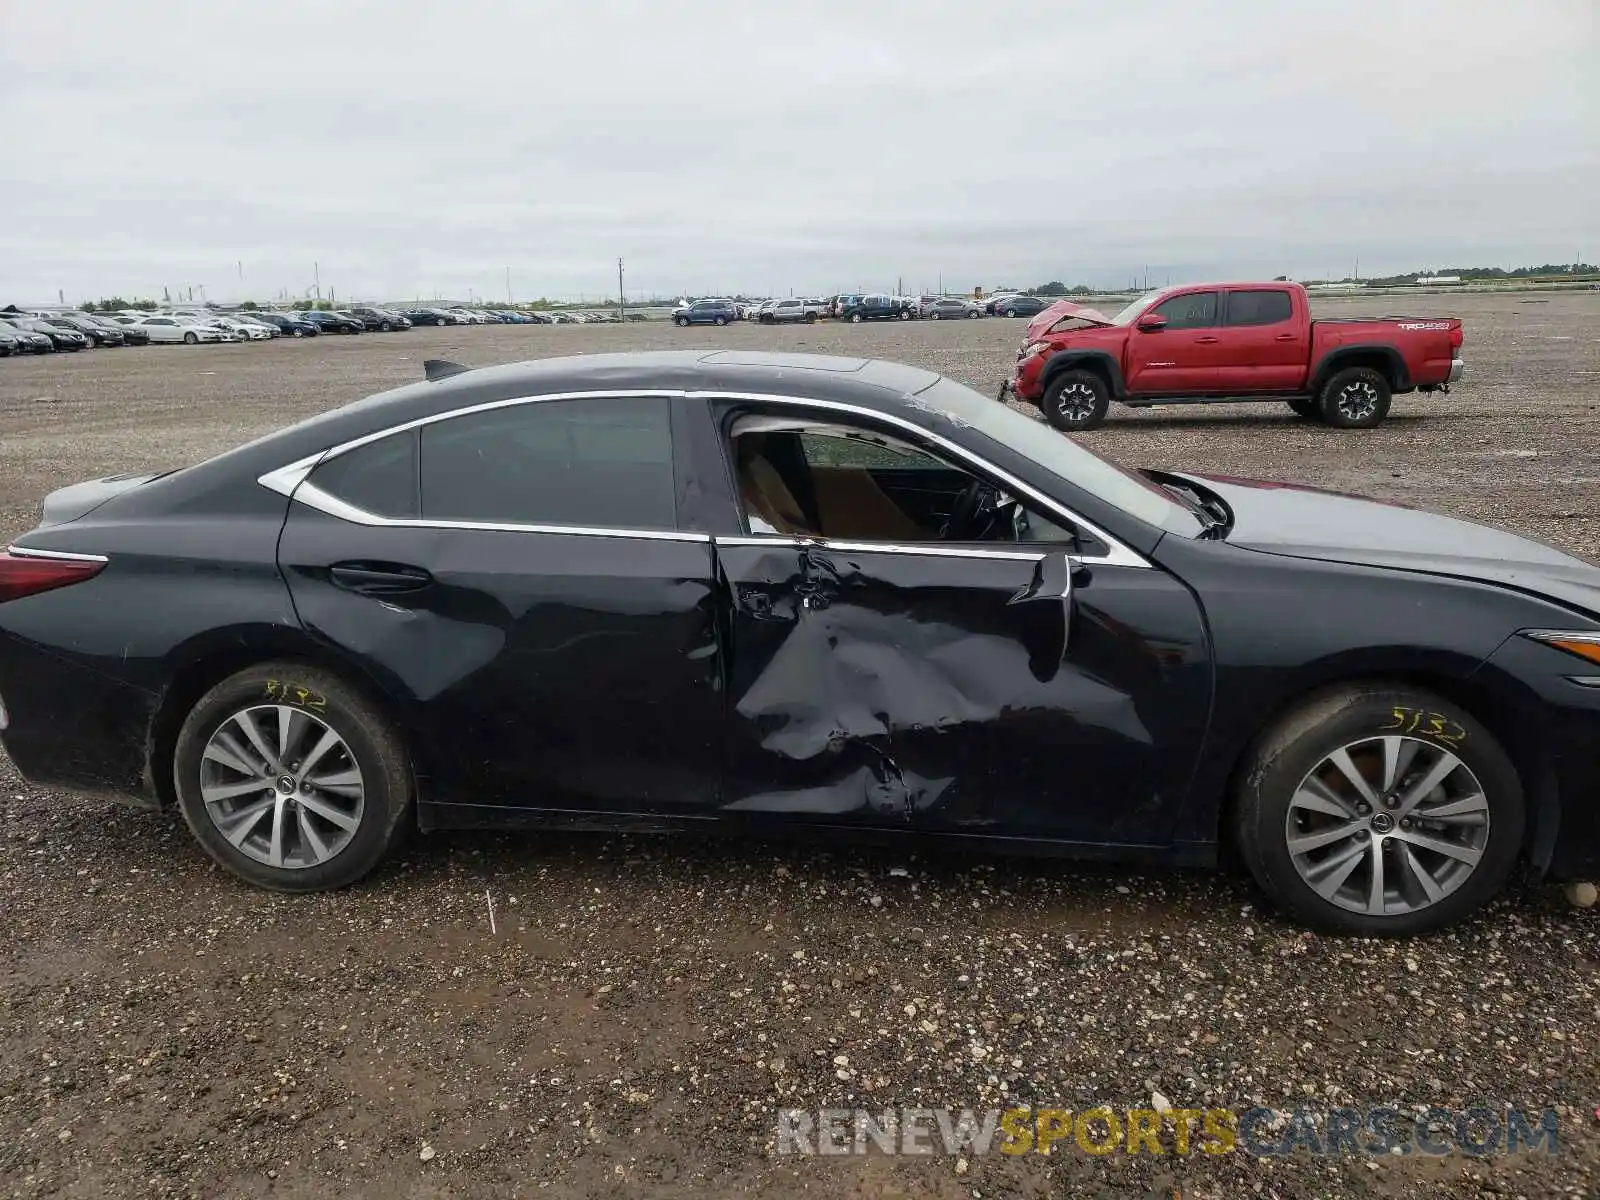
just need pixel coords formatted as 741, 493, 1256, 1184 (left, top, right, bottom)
1108, 291, 1166, 325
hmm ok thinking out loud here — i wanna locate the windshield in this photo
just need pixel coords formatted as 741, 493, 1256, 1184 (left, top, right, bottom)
1107, 290, 1167, 326
914, 378, 1200, 534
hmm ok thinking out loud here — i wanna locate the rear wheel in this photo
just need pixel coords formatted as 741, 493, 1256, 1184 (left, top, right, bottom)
183, 331, 198, 345
714, 316, 728, 326
173, 663, 414, 893
850, 313, 863, 323
1234, 685, 1522, 935
1041, 369, 1111, 432
1319, 366, 1392, 428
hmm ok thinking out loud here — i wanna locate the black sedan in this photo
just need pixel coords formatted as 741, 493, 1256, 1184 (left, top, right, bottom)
87, 314, 150, 346
299, 311, 364, 335
5, 317, 89, 351
996, 295, 1049, 317
1, 351, 1596, 934
259, 313, 319, 337
49, 315, 125, 347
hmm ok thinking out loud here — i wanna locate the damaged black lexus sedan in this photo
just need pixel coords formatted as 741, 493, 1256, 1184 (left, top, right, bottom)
1, 351, 1597, 934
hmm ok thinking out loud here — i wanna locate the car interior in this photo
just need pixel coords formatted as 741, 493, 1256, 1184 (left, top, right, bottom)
727, 415, 1078, 547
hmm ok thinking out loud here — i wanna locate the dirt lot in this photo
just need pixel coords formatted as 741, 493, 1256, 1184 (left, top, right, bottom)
0, 293, 1596, 1199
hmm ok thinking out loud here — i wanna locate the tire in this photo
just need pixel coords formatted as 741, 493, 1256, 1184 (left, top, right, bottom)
1287, 396, 1320, 421
172, 663, 415, 893
292, 328, 304, 337
1040, 369, 1111, 432
675, 316, 690, 328
714, 316, 728, 327
1234, 684, 1523, 935
967, 310, 980, 319
930, 312, 941, 321
805, 313, 816, 323
183, 332, 198, 345
380, 322, 392, 332
1319, 366, 1392, 429
850, 313, 863, 324
898, 310, 910, 320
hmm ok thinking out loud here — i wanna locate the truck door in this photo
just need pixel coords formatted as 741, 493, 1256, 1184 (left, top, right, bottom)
1124, 290, 1225, 394
1216, 288, 1306, 391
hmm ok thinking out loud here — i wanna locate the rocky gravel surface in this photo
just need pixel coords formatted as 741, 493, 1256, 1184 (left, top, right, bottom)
0, 292, 1596, 1198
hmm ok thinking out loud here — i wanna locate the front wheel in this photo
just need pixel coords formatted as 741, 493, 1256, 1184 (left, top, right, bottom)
172, 663, 415, 892
183, 332, 198, 345
849, 313, 863, 324
1040, 369, 1111, 432
292, 328, 304, 337
1234, 685, 1523, 935
1319, 366, 1392, 428
929, 312, 941, 321
898, 310, 910, 320
380, 322, 392, 332
967, 310, 980, 319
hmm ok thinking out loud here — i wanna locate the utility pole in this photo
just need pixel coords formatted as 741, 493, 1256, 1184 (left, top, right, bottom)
506, 266, 512, 305
617, 257, 625, 320
314, 261, 321, 301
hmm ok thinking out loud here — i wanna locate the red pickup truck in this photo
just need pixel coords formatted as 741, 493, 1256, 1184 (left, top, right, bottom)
1003, 281, 1464, 431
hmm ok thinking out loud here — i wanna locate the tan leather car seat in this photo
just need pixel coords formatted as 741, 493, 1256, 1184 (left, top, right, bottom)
737, 436, 813, 535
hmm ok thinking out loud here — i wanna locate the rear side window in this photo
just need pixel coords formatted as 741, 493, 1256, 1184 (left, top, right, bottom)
419, 397, 676, 529
1226, 289, 1293, 326
1151, 291, 1217, 329
310, 429, 419, 518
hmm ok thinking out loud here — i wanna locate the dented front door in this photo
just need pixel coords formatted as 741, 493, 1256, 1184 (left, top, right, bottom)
716, 536, 1211, 842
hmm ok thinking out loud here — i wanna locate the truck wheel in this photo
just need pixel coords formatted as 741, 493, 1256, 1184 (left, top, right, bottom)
1041, 370, 1110, 432
850, 313, 863, 323
1319, 366, 1392, 428
1287, 396, 1321, 421
898, 309, 910, 320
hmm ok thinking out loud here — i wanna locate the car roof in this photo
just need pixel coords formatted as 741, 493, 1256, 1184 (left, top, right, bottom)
154, 351, 950, 506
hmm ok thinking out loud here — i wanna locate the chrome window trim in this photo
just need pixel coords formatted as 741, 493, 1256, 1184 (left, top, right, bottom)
253, 386, 1151, 568
716, 533, 1045, 563
6, 544, 110, 564
288, 480, 709, 543
695, 389, 1149, 569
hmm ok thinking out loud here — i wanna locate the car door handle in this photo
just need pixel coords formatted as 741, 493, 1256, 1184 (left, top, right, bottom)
1274, 333, 1297, 341
329, 561, 433, 595
1194, 335, 1220, 344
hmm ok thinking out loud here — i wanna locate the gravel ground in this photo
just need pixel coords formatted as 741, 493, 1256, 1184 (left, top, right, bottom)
0, 293, 1596, 1199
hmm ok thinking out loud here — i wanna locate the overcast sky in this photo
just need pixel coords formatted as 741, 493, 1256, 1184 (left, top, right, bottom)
2, 1, 1594, 304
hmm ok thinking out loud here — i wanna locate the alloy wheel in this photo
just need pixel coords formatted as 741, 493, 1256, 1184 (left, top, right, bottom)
1054, 381, 1099, 422
1337, 380, 1380, 422
1284, 735, 1489, 916
199, 705, 366, 870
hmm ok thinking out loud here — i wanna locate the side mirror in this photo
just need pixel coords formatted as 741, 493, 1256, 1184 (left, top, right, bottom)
1136, 314, 1167, 332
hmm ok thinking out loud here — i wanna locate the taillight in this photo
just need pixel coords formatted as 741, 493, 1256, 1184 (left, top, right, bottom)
0, 549, 106, 603
1451, 326, 1464, 350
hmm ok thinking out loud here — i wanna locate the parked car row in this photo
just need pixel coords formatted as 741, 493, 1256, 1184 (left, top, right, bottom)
3, 302, 638, 357
667, 293, 1059, 330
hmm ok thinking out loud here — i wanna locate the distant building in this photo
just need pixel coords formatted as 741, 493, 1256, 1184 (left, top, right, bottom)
1416, 275, 1463, 285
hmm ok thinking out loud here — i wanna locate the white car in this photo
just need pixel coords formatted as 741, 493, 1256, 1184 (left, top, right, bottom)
131, 316, 226, 345
209, 316, 274, 341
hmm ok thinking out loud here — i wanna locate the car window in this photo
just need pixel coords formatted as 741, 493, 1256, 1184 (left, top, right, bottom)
1225, 289, 1294, 326
733, 421, 1078, 546
419, 397, 676, 529
1150, 291, 1217, 329
310, 430, 419, 519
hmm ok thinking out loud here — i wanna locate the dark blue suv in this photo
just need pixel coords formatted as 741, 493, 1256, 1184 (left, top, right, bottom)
673, 299, 737, 327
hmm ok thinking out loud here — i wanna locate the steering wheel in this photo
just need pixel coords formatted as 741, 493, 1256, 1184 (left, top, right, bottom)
941, 479, 1000, 541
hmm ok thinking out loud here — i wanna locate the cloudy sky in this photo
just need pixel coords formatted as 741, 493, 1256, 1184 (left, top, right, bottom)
2, 1, 1594, 304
